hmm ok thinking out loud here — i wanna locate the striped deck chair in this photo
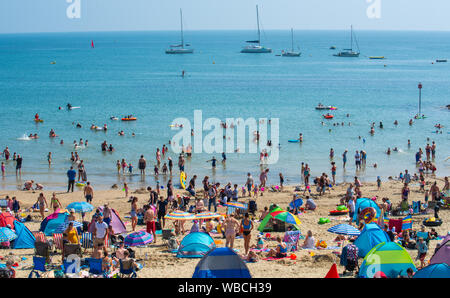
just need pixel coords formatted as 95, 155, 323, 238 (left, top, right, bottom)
33, 232, 47, 243
52, 233, 63, 251
81, 232, 93, 251
104, 233, 110, 248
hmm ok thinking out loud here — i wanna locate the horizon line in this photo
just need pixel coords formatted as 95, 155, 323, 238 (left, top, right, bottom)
2, 28, 450, 35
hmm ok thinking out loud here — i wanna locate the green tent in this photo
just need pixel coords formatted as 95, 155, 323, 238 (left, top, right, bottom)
258, 206, 300, 232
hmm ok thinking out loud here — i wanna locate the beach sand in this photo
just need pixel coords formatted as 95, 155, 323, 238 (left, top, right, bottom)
1, 177, 448, 278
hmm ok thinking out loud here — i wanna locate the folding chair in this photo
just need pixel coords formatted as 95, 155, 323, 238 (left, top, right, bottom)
119, 259, 137, 278
63, 243, 82, 259
28, 256, 48, 278
63, 259, 79, 275
34, 241, 52, 263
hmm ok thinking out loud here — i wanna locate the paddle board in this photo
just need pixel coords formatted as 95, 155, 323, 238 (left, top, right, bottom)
288, 140, 300, 143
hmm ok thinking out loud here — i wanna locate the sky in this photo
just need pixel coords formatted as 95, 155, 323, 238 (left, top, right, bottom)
1, 0, 450, 33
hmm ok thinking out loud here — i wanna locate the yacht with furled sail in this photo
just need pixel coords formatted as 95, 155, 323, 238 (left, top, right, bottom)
241, 5, 272, 53
334, 25, 360, 57
166, 9, 193, 54
282, 28, 301, 57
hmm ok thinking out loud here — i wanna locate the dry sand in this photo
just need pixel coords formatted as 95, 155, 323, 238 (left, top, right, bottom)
1, 177, 448, 278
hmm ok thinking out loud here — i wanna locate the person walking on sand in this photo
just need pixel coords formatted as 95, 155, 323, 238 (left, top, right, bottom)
223, 214, 240, 250
36, 193, 48, 220
259, 169, 269, 190
67, 166, 76, 192
144, 205, 156, 243
50, 193, 62, 211
84, 182, 94, 203
240, 213, 254, 256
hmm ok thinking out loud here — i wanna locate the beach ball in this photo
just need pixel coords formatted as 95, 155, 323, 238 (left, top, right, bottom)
265, 233, 271, 238
290, 254, 297, 260
261, 187, 265, 191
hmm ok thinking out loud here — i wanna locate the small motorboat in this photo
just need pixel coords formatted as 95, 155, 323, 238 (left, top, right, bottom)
315, 104, 337, 110
110, 116, 119, 121
436, 59, 447, 63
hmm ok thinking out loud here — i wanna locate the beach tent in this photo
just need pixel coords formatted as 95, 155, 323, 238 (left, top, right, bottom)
40, 209, 68, 236
430, 234, 450, 266
354, 223, 391, 258
88, 206, 126, 235
258, 207, 300, 232
359, 242, 416, 278
0, 212, 16, 228
192, 247, 251, 278
177, 232, 216, 258
413, 263, 450, 278
353, 198, 381, 222
12, 221, 35, 249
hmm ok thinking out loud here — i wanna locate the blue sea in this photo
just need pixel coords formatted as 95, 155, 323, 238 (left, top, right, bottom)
0, 30, 448, 190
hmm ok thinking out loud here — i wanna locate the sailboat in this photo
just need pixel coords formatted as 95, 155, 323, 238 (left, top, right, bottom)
334, 25, 360, 57
282, 28, 301, 57
165, 9, 194, 54
241, 5, 272, 53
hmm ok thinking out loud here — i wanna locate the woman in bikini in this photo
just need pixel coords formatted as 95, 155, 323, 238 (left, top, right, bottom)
50, 193, 62, 212
130, 197, 138, 231
267, 236, 288, 258
240, 213, 253, 256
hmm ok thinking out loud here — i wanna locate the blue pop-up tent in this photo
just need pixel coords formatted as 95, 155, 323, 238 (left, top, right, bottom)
353, 198, 381, 222
354, 223, 391, 258
40, 210, 68, 236
193, 247, 251, 278
177, 232, 216, 258
413, 263, 450, 278
12, 221, 35, 249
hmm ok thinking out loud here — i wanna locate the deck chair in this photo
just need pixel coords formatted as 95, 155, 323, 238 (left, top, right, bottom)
28, 256, 48, 278
34, 241, 52, 263
53, 233, 63, 251
119, 259, 137, 278
63, 243, 82, 259
33, 231, 47, 243
81, 232, 93, 252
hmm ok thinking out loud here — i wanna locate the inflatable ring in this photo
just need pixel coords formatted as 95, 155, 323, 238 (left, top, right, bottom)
76, 181, 86, 187
359, 207, 376, 224
423, 218, 443, 227
180, 171, 186, 189
329, 209, 348, 216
